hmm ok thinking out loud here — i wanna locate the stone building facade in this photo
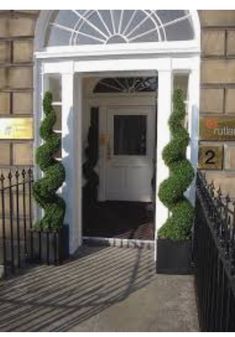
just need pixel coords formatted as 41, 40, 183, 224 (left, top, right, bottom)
200, 11, 235, 195
0, 10, 235, 195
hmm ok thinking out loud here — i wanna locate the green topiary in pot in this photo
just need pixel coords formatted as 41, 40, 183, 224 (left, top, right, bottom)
33, 92, 66, 230
158, 89, 194, 240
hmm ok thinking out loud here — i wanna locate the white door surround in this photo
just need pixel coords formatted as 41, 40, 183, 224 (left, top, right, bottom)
34, 11, 201, 256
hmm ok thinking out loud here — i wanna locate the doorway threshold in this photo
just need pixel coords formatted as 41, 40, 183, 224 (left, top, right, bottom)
83, 236, 154, 250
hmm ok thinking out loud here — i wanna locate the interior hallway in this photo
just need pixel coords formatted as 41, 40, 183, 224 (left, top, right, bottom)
83, 201, 154, 240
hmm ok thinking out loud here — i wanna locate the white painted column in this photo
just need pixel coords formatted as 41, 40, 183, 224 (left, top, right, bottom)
187, 57, 200, 205
33, 60, 44, 223
155, 66, 173, 235
61, 63, 81, 254
74, 73, 83, 249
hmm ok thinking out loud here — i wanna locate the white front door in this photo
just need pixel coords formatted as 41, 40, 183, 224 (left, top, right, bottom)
105, 106, 155, 202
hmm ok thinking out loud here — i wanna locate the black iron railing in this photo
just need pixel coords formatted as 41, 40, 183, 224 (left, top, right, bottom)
0, 169, 68, 278
0, 169, 33, 275
194, 171, 235, 332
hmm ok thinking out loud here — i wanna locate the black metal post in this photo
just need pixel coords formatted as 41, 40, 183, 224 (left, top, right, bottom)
15, 171, 21, 268
8, 171, 14, 274
194, 171, 235, 332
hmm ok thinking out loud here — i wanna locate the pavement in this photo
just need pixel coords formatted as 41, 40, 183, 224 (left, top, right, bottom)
0, 245, 199, 332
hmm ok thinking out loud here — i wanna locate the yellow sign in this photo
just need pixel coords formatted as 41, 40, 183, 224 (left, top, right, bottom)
200, 116, 235, 141
0, 118, 33, 139
198, 145, 223, 170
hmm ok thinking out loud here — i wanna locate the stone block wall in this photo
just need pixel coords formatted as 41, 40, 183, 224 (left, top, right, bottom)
0, 10, 235, 196
0, 10, 39, 173
199, 10, 235, 196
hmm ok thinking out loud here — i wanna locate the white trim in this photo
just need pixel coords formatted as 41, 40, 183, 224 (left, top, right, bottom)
33, 10, 201, 256
34, 10, 200, 55
33, 59, 44, 222
35, 40, 200, 59
155, 67, 173, 233
60, 68, 83, 254
42, 57, 198, 75
74, 74, 83, 251
187, 57, 200, 206
34, 10, 54, 52
35, 57, 200, 256
190, 10, 201, 46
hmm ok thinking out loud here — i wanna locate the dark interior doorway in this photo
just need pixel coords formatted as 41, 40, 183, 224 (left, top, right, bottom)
83, 201, 154, 240
82, 75, 157, 242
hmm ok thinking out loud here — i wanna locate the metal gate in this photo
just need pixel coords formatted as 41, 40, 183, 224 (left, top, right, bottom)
0, 169, 33, 276
0, 168, 69, 278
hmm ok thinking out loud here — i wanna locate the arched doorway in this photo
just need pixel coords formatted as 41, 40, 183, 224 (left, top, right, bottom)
34, 10, 201, 255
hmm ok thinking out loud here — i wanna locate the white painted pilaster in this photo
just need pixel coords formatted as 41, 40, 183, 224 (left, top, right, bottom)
61, 63, 81, 254
187, 57, 200, 205
155, 66, 173, 234
33, 59, 44, 223
74, 74, 83, 250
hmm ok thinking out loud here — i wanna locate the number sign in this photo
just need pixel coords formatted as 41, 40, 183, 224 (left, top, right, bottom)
198, 145, 223, 170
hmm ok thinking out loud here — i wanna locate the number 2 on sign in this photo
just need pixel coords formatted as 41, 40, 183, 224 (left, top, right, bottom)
205, 150, 216, 165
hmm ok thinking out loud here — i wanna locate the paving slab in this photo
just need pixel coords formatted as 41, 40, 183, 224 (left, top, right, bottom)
73, 274, 198, 332
0, 245, 199, 332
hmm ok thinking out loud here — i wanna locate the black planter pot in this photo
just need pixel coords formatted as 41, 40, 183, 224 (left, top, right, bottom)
156, 238, 192, 275
28, 224, 69, 265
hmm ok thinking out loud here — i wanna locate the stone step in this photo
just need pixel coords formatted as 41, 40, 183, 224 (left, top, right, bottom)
83, 236, 154, 250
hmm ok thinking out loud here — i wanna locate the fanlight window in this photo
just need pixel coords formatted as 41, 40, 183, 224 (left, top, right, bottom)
45, 10, 194, 47
94, 77, 158, 93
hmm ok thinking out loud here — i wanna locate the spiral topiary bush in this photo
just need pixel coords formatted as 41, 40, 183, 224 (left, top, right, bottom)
158, 89, 194, 240
83, 108, 99, 206
33, 91, 66, 230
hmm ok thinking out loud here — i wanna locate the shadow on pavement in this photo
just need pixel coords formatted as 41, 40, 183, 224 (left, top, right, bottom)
0, 245, 155, 332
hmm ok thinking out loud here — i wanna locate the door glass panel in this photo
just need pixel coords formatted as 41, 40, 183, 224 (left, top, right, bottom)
114, 115, 147, 155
